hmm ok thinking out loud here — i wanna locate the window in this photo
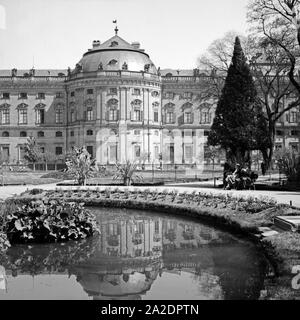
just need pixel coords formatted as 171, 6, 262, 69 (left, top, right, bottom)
36, 109, 45, 124
154, 111, 159, 122
39, 147, 45, 154
165, 92, 174, 99
152, 91, 159, 97
109, 109, 118, 121
166, 112, 174, 124
154, 145, 159, 159
20, 131, 27, 137
87, 89, 94, 95
2, 93, 10, 99
86, 108, 93, 121
70, 91, 75, 97
19, 92, 28, 99
134, 145, 141, 158
108, 88, 117, 95
289, 112, 299, 123
133, 88, 141, 96
37, 131, 44, 138
275, 144, 283, 150
37, 92, 45, 100
110, 145, 118, 162
70, 110, 76, 122
55, 147, 63, 155
18, 108, 28, 124
0, 108, 10, 124
200, 111, 211, 124
133, 109, 141, 121
86, 146, 93, 157
276, 130, 283, 136
291, 130, 299, 136
56, 131, 63, 137
154, 220, 160, 234
1, 146, 9, 161
183, 92, 193, 99
2, 131, 9, 137
55, 109, 63, 124
87, 129, 93, 136
290, 143, 299, 152
134, 130, 141, 135
204, 130, 210, 137
108, 59, 118, 66
184, 112, 192, 124
70, 131, 74, 137
56, 92, 64, 98
185, 145, 193, 160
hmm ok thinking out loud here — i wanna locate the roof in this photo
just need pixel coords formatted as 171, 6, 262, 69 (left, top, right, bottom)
76, 34, 157, 74
0, 69, 68, 77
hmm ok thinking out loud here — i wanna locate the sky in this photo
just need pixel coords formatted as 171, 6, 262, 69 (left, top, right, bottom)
0, 0, 249, 70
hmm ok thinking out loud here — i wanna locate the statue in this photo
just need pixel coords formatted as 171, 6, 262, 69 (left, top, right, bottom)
11, 68, 17, 77
157, 67, 161, 76
75, 63, 82, 72
144, 64, 150, 72
67, 67, 71, 76
122, 62, 128, 70
98, 62, 103, 70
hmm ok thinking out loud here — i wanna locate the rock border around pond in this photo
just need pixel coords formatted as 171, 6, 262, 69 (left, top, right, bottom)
4, 187, 300, 300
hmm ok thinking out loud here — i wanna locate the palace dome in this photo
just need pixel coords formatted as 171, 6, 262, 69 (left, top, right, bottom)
75, 34, 158, 74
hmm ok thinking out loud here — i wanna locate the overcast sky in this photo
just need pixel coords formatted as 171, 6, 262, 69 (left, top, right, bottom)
0, 0, 249, 70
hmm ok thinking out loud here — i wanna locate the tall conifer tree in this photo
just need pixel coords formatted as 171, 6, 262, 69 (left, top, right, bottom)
208, 37, 270, 166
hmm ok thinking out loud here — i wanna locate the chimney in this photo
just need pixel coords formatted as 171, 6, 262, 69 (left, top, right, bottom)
131, 42, 140, 49
92, 40, 101, 48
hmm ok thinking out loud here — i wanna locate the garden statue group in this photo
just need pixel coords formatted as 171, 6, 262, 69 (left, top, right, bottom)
223, 163, 258, 190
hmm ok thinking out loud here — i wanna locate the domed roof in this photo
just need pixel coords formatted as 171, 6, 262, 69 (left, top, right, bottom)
76, 34, 157, 74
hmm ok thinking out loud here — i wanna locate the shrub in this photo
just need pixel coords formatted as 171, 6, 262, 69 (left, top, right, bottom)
65, 146, 98, 185
4, 199, 99, 244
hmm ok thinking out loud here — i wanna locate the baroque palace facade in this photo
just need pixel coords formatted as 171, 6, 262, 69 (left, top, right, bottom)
0, 31, 299, 165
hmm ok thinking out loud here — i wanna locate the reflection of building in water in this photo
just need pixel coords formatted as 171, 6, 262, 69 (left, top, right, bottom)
2, 212, 265, 300
99, 216, 163, 258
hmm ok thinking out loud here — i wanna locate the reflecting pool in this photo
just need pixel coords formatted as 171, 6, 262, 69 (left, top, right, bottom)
0, 208, 268, 300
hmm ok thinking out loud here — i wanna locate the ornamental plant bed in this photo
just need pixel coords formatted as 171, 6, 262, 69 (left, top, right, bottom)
2, 199, 99, 244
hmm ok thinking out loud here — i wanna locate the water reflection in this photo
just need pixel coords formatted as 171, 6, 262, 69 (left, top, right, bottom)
0, 208, 267, 300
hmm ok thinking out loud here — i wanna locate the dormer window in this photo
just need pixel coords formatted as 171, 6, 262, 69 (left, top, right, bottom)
110, 41, 119, 47
19, 92, 28, 99
108, 59, 118, 66
2, 93, 10, 99
37, 92, 45, 100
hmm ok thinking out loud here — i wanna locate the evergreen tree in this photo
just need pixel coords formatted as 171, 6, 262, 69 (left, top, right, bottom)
208, 37, 270, 167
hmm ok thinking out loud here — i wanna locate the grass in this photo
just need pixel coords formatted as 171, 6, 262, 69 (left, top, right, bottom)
0, 172, 62, 185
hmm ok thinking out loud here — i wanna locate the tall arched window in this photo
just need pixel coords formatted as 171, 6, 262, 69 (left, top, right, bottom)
163, 103, 175, 124
106, 99, 119, 122
0, 104, 10, 125
35, 103, 46, 124
199, 103, 212, 124
17, 103, 28, 125
131, 99, 142, 122
55, 107, 63, 124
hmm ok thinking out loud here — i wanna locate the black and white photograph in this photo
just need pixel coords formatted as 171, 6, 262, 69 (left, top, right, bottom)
0, 0, 299, 310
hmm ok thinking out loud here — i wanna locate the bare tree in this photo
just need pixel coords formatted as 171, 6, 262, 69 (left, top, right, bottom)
198, 31, 251, 98
247, 0, 300, 103
249, 37, 297, 167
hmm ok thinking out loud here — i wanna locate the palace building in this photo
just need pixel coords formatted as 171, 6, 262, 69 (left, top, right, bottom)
0, 29, 299, 165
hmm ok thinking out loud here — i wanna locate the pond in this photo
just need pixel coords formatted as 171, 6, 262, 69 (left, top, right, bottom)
0, 207, 269, 300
